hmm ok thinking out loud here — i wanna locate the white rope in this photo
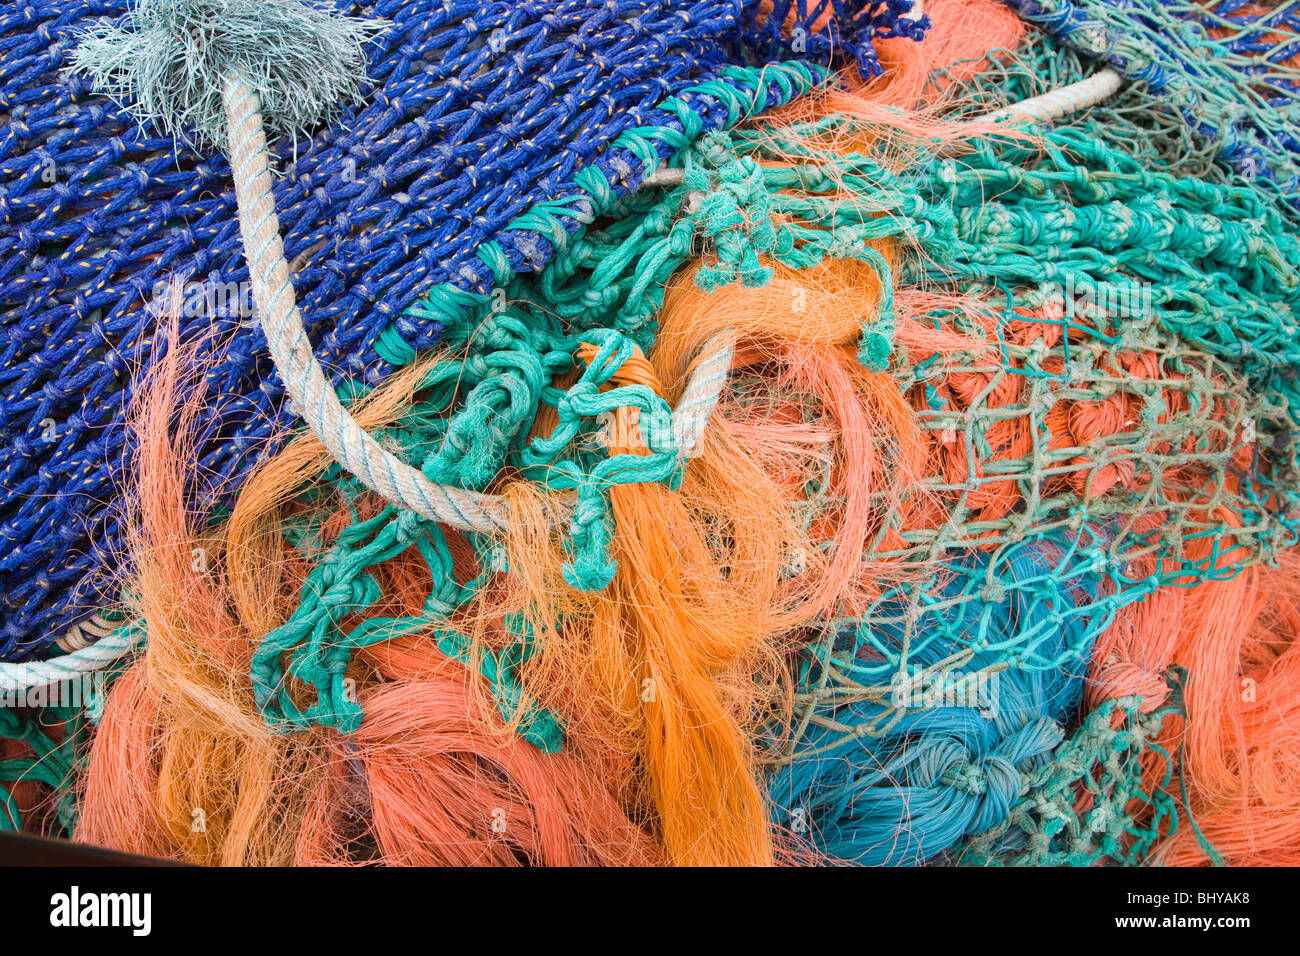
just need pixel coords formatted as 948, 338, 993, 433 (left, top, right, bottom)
980, 66, 1123, 125
643, 167, 685, 188
55, 611, 121, 652
672, 330, 736, 460
223, 74, 737, 534
0, 623, 142, 693
224, 77, 528, 534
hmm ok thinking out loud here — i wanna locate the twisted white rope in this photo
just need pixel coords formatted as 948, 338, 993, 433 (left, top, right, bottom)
224, 74, 737, 533
981, 66, 1123, 125
0, 622, 141, 693
225, 77, 524, 534
673, 330, 736, 460
55, 611, 122, 652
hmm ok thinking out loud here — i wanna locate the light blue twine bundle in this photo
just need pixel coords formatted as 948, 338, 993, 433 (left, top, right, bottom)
767, 534, 1098, 865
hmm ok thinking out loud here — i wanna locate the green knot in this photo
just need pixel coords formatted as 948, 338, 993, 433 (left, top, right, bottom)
516, 705, 566, 754
562, 489, 619, 592
519, 331, 680, 592
685, 131, 776, 292
859, 327, 894, 372
72, 0, 388, 152
854, 245, 897, 372
252, 504, 567, 751
942, 762, 988, 796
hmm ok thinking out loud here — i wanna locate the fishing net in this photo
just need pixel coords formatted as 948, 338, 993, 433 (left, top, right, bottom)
0, 0, 924, 659
934, 8, 1299, 209
754, 121, 1296, 642
1001, 0, 1300, 209
749, 57, 1300, 859
3, 0, 1298, 868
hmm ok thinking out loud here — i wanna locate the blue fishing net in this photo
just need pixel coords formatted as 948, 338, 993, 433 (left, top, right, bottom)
0, 0, 926, 659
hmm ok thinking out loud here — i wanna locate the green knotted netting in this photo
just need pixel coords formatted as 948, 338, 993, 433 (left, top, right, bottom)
250, 126, 908, 745
996, 0, 1300, 213
933, 10, 1300, 218
953, 689, 1183, 866
729, 108, 1300, 765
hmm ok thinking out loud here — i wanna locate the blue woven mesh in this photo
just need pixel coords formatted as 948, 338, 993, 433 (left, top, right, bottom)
0, 0, 926, 658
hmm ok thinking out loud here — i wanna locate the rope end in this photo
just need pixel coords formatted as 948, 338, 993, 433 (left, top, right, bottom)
72, 0, 388, 152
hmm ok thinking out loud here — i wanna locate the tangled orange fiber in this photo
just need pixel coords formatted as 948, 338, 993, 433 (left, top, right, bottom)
74, 0, 1112, 868
1089, 539, 1300, 867
75, 296, 658, 865
655, 259, 929, 618
488, 338, 816, 865
296, 636, 659, 866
